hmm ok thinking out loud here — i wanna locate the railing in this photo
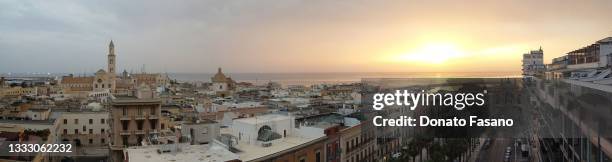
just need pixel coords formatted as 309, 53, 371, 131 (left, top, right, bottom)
148, 115, 159, 119
346, 138, 374, 154
119, 114, 159, 120
119, 129, 159, 135
119, 116, 131, 120
134, 130, 145, 134
120, 130, 131, 135
120, 115, 159, 120
135, 115, 146, 120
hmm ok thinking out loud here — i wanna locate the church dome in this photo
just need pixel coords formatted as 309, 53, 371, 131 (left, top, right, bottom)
211, 68, 228, 83
96, 69, 107, 75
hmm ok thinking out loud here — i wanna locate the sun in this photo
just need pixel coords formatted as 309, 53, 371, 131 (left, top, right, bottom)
396, 42, 465, 64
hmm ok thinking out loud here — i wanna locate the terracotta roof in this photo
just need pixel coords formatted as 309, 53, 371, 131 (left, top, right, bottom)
61, 76, 94, 84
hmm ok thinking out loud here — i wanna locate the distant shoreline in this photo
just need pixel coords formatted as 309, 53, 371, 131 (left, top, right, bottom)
1, 71, 522, 86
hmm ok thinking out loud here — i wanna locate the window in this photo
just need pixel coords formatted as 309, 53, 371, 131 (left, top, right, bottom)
89, 129, 93, 134
89, 139, 93, 144
316, 151, 321, 162
102, 84, 105, 88
101, 119, 105, 124
346, 142, 349, 152
150, 119, 157, 129
136, 120, 144, 130
138, 108, 142, 115
122, 136, 128, 146
122, 121, 129, 131
83, 125, 86, 131
74, 129, 79, 134
63, 129, 67, 135
122, 107, 127, 116
150, 107, 155, 115
89, 119, 93, 124
101, 138, 105, 143
74, 119, 78, 124
101, 129, 105, 133
63, 119, 67, 124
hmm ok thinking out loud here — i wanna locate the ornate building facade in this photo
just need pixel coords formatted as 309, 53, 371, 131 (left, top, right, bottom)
60, 41, 169, 97
211, 68, 235, 97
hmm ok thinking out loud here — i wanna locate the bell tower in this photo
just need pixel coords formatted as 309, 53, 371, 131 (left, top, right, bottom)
108, 40, 116, 74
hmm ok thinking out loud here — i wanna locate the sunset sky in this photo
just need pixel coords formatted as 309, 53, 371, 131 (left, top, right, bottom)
1, 0, 612, 73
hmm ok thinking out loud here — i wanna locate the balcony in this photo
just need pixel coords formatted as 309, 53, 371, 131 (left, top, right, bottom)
134, 130, 145, 135
135, 115, 146, 120
120, 130, 130, 135
120, 115, 159, 120
567, 62, 599, 70
147, 115, 159, 119
119, 116, 131, 120
149, 129, 160, 134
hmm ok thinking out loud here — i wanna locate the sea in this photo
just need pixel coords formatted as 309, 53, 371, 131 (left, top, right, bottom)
168, 72, 521, 86
2, 72, 521, 86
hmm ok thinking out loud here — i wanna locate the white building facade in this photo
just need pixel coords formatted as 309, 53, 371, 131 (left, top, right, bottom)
522, 47, 545, 76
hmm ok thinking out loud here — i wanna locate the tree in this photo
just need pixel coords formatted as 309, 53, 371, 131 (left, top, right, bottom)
414, 134, 433, 162
406, 140, 419, 162
427, 142, 445, 162
444, 138, 469, 162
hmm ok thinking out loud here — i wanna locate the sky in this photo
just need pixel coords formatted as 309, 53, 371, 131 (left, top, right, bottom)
1, 0, 612, 74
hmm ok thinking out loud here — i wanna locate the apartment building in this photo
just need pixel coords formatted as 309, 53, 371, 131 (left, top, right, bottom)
109, 96, 162, 161
56, 111, 110, 147
522, 48, 545, 76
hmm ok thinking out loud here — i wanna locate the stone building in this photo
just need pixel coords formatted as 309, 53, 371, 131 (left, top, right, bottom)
60, 41, 170, 97
211, 68, 235, 98
109, 94, 163, 162
180, 119, 219, 145
56, 111, 110, 147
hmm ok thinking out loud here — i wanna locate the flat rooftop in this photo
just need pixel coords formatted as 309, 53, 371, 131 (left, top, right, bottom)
233, 135, 324, 161
126, 143, 239, 162
232, 113, 290, 124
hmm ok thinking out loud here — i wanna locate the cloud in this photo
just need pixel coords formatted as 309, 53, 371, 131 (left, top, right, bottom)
1, 0, 612, 73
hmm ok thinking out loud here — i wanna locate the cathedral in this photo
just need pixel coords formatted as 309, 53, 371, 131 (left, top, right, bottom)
61, 41, 169, 97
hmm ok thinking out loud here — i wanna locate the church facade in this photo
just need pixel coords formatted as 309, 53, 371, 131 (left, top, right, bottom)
60, 41, 169, 98
211, 68, 235, 98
